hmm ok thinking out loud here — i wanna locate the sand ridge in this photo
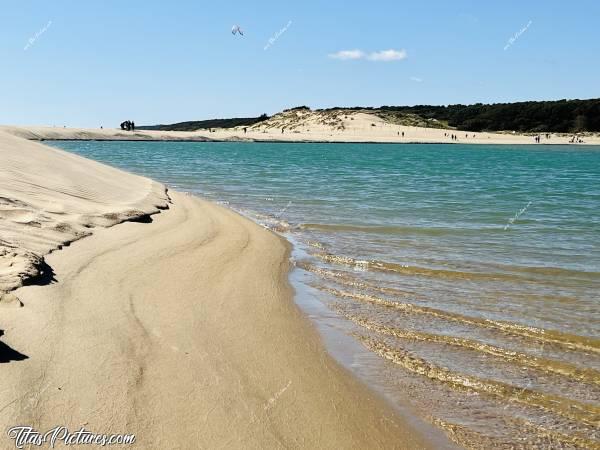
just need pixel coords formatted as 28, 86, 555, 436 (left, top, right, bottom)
0, 130, 169, 301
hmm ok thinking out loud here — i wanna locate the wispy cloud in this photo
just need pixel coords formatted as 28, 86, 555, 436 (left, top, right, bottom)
410, 76, 423, 83
329, 48, 407, 62
328, 49, 365, 60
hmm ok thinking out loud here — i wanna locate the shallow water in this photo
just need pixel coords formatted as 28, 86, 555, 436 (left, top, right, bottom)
50, 141, 600, 449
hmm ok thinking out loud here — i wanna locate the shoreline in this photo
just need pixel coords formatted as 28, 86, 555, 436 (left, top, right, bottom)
3, 124, 600, 146
0, 132, 442, 448
37, 138, 600, 146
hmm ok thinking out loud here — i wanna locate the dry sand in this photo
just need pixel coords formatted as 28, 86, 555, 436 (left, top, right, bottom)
0, 131, 437, 448
3, 109, 600, 145
0, 130, 168, 301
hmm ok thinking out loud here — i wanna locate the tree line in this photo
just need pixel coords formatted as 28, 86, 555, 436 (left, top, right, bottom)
374, 99, 600, 132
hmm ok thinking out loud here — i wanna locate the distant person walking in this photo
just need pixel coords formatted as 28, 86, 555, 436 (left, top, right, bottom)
131, 121, 135, 132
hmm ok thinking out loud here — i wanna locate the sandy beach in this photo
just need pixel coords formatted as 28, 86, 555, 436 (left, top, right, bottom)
0, 131, 439, 448
3, 109, 600, 146
3, 1, 598, 446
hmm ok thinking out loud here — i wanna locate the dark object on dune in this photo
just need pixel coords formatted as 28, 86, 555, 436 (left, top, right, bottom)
120, 120, 135, 131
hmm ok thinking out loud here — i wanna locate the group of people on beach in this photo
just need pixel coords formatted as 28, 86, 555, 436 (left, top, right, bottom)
533, 133, 584, 144
569, 135, 585, 143
443, 132, 476, 141
120, 120, 135, 131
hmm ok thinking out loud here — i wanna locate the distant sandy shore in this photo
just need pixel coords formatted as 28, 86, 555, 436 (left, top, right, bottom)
3, 113, 600, 146
0, 131, 438, 448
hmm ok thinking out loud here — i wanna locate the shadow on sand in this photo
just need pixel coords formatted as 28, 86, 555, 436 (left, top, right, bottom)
0, 330, 28, 363
22, 260, 57, 287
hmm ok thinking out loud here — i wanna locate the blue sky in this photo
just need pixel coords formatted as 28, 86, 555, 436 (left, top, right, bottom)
1, 0, 599, 127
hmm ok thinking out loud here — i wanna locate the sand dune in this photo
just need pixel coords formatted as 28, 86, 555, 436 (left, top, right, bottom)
0, 125, 212, 142
0, 133, 439, 448
3, 110, 600, 146
0, 131, 168, 302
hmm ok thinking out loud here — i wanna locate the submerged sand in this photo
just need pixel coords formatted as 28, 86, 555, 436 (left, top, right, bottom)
0, 131, 436, 448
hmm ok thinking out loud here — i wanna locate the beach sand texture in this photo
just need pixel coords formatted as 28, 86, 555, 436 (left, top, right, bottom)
0, 130, 168, 301
0, 131, 435, 448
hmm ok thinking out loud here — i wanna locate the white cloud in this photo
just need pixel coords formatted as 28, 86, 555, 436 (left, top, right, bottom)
328, 49, 365, 60
410, 76, 423, 83
367, 49, 407, 61
329, 48, 407, 62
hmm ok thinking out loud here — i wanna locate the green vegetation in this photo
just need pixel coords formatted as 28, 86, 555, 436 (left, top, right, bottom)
283, 106, 311, 112
139, 114, 269, 131
379, 99, 600, 132
323, 98, 600, 132
375, 111, 449, 129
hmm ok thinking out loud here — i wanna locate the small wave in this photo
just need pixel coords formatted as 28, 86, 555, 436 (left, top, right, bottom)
307, 240, 327, 249
296, 261, 425, 299
315, 253, 523, 282
343, 313, 600, 386
320, 287, 600, 354
313, 252, 600, 287
359, 336, 600, 426
433, 416, 599, 450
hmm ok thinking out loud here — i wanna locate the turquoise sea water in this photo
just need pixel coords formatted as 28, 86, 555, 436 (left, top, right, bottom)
49, 141, 600, 449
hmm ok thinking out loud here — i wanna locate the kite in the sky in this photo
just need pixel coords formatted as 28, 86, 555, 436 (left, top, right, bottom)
231, 25, 244, 36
